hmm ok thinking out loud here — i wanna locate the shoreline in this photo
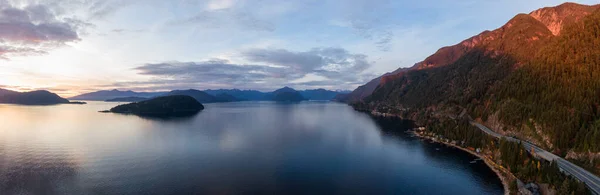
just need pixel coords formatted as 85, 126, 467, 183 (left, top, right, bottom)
413, 131, 512, 195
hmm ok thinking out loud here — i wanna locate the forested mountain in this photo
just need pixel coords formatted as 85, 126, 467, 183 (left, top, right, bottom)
164, 89, 224, 103
0, 90, 73, 105
344, 3, 600, 104
336, 67, 410, 102
0, 88, 17, 96
74, 88, 345, 102
270, 87, 306, 102
354, 2, 600, 160
299, 89, 342, 101
204, 89, 267, 101
105, 97, 148, 102
70, 89, 166, 101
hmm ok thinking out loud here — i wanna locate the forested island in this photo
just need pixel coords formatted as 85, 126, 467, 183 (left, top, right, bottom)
102, 95, 204, 117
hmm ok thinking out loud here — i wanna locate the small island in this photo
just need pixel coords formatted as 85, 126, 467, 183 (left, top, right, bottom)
102, 95, 204, 117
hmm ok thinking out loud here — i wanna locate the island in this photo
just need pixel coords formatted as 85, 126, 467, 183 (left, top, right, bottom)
102, 95, 204, 117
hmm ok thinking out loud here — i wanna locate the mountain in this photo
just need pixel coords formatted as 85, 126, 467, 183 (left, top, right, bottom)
204, 89, 267, 101
336, 67, 410, 102
75, 88, 347, 103
214, 93, 240, 102
355, 3, 600, 157
165, 89, 220, 103
206, 88, 344, 101
300, 89, 344, 101
0, 88, 17, 96
105, 97, 148, 102
529, 2, 600, 36
0, 90, 74, 105
69, 89, 166, 101
271, 87, 306, 102
105, 95, 203, 117
343, 3, 600, 103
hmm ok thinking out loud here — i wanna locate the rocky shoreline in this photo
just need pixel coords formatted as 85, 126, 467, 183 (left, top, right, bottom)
357, 108, 513, 194
412, 130, 512, 195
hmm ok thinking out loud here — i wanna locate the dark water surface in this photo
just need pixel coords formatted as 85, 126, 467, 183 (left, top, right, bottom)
0, 101, 503, 194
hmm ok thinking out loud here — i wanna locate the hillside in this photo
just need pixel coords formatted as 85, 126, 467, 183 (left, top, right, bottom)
74, 88, 344, 102
337, 67, 410, 102
214, 93, 240, 102
105, 97, 148, 102
204, 89, 266, 101
355, 3, 600, 160
0, 88, 17, 96
300, 89, 342, 100
342, 3, 600, 103
70, 89, 166, 101
269, 87, 306, 102
165, 89, 221, 103
0, 90, 74, 105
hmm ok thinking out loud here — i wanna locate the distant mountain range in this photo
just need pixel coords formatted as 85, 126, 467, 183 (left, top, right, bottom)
71, 87, 349, 103
0, 89, 83, 105
270, 87, 306, 102
105, 97, 149, 102
165, 89, 228, 103
69, 89, 166, 101
204, 89, 267, 101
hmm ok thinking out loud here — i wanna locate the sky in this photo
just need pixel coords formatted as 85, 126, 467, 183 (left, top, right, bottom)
0, 0, 597, 97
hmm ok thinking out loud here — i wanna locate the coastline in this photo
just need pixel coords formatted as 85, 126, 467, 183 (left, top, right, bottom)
413, 131, 512, 195
358, 110, 514, 194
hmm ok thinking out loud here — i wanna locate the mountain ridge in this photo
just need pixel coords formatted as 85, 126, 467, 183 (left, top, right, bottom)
341, 2, 600, 103
70, 89, 166, 101
0, 89, 80, 105
354, 2, 600, 161
73, 87, 348, 102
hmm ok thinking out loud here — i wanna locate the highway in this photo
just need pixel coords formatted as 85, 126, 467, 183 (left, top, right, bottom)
470, 121, 600, 194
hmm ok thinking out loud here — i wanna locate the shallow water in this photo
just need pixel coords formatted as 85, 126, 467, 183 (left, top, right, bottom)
0, 101, 503, 194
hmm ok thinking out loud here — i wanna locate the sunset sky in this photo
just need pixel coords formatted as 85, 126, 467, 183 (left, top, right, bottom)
0, 0, 596, 97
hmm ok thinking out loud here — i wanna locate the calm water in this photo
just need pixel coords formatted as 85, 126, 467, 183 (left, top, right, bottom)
0, 101, 503, 194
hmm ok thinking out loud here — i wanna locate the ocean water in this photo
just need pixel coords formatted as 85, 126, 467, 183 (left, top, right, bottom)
0, 101, 503, 194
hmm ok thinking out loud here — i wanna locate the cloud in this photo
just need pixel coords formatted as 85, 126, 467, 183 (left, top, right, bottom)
0, 3, 84, 59
207, 0, 236, 10
86, 0, 138, 19
174, 8, 275, 32
333, 0, 396, 51
135, 59, 297, 82
0, 45, 46, 59
124, 47, 373, 90
243, 47, 370, 75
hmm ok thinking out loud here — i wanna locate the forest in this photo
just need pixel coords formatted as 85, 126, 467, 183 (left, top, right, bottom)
425, 119, 589, 194
363, 9, 600, 156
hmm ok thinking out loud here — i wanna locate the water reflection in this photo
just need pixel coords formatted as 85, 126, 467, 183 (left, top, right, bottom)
133, 113, 200, 122
0, 146, 80, 195
0, 102, 503, 194
370, 115, 504, 193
